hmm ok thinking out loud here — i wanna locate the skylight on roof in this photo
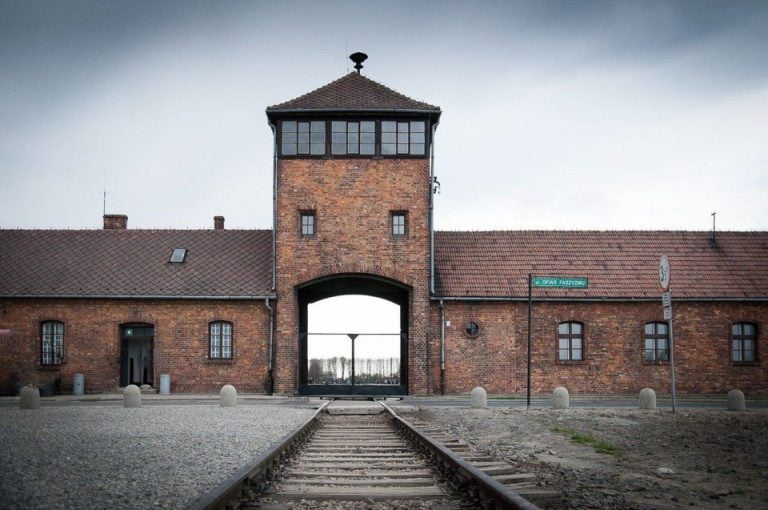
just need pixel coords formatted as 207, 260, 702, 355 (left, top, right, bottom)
170, 248, 187, 263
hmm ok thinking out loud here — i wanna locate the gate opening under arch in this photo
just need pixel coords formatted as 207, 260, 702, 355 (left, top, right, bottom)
297, 275, 409, 396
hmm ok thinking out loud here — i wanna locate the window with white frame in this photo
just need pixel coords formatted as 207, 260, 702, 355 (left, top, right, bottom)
210, 321, 233, 359
41, 321, 64, 365
391, 211, 407, 236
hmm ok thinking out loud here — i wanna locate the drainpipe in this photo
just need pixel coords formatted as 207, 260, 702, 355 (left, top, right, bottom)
429, 120, 438, 295
264, 298, 274, 394
439, 299, 446, 395
268, 120, 277, 292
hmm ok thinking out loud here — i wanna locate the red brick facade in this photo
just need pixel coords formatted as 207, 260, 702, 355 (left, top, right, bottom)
273, 158, 431, 394
2, 70, 766, 398
0, 298, 270, 394
429, 300, 768, 396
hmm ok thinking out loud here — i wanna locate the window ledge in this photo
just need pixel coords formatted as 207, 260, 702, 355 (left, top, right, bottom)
731, 361, 760, 366
206, 359, 234, 364
37, 364, 62, 371
642, 360, 670, 365
556, 360, 588, 365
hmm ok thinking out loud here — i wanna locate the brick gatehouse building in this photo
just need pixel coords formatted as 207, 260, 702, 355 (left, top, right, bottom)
2, 57, 767, 396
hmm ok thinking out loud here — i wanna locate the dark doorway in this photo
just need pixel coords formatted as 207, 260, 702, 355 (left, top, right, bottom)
120, 323, 154, 387
297, 275, 409, 396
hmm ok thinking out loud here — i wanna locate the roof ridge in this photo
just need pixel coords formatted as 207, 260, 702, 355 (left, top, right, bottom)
267, 72, 440, 112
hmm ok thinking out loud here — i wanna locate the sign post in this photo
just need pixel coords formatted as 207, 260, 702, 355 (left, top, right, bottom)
659, 255, 677, 413
527, 275, 588, 409
527, 274, 532, 409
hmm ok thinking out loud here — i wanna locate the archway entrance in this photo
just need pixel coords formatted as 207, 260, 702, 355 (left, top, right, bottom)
297, 275, 409, 396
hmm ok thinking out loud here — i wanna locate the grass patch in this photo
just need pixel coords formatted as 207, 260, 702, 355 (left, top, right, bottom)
552, 426, 622, 456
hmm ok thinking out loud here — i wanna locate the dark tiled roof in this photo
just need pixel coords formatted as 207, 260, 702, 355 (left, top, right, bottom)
0, 230, 273, 298
267, 72, 440, 113
434, 231, 768, 299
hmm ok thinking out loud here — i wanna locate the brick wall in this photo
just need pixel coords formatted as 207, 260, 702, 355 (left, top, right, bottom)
274, 157, 431, 394
0, 298, 270, 395
430, 300, 768, 396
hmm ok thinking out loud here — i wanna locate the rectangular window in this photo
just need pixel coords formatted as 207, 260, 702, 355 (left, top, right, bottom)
391, 212, 407, 236
331, 121, 375, 155
282, 120, 325, 156
557, 321, 584, 362
41, 321, 64, 365
300, 212, 315, 236
732, 322, 757, 363
169, 248, 187, 263
644, 322, 670, 362
382, 120, 425, 156
210, 321, 233, 359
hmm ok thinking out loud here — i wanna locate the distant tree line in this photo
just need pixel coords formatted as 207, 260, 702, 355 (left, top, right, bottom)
308, 356, 399, 385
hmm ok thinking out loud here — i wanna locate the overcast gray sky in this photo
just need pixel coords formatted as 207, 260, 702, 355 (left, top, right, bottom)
2, 0, 767, 231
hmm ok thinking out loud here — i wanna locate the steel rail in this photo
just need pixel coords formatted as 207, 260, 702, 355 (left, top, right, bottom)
187, 400, 331, 510
379, 402, 541, 510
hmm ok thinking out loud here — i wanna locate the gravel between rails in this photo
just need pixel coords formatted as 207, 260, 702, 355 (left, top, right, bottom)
0, 404, 315, 510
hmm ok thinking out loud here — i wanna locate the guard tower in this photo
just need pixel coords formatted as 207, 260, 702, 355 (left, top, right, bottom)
266, 54, 441, 395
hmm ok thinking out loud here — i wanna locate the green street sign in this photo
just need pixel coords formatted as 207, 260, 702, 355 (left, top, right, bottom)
532, 276, 588, 289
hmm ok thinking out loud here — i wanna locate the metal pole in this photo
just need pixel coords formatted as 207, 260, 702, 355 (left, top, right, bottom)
527, 274, 532, 409
439, 299, 446, 395
351, 336, 355, 395
668, 304, 677, 413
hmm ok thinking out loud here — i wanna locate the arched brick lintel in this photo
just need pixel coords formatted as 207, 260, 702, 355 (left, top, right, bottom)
294, 263, 416, 292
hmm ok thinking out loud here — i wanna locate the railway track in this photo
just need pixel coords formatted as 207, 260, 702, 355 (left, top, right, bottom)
189, 401, 557, 509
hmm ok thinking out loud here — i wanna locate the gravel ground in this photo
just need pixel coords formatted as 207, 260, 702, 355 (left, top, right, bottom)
413, 407, 768, 509
0, 404, 314, 510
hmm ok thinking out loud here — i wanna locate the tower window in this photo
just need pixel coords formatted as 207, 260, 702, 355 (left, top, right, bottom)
391, 212, 407, 236
332, 121, 375, 155
382, 121, 425, 156
282, 120, 325, 156
300, 212, 315, 236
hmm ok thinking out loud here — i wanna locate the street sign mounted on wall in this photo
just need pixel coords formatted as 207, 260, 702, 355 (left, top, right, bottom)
531, 276, 588, 289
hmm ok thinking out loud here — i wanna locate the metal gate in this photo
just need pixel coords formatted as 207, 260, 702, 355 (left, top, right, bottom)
299, 332, 407, 396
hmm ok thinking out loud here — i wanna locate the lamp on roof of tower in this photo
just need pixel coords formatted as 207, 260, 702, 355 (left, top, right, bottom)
349, 52, 368, 74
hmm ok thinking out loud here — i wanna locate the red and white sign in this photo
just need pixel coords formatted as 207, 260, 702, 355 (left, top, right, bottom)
659, 255, 671, 291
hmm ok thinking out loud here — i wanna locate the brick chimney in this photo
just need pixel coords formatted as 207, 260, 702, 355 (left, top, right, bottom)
214, 216, 225, 230
103, 214, 128, 230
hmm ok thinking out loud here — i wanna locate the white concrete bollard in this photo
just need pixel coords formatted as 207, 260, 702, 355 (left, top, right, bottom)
159, 374, 171, 395
220, 384, 238, 407
470, 386, 487, 408
19, 385, 40, 410
123, 384, 142, 408
553, 386, 569, 409
639, 388, 656, 410
727, 389, 745, 412
72, 374, 85, 396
